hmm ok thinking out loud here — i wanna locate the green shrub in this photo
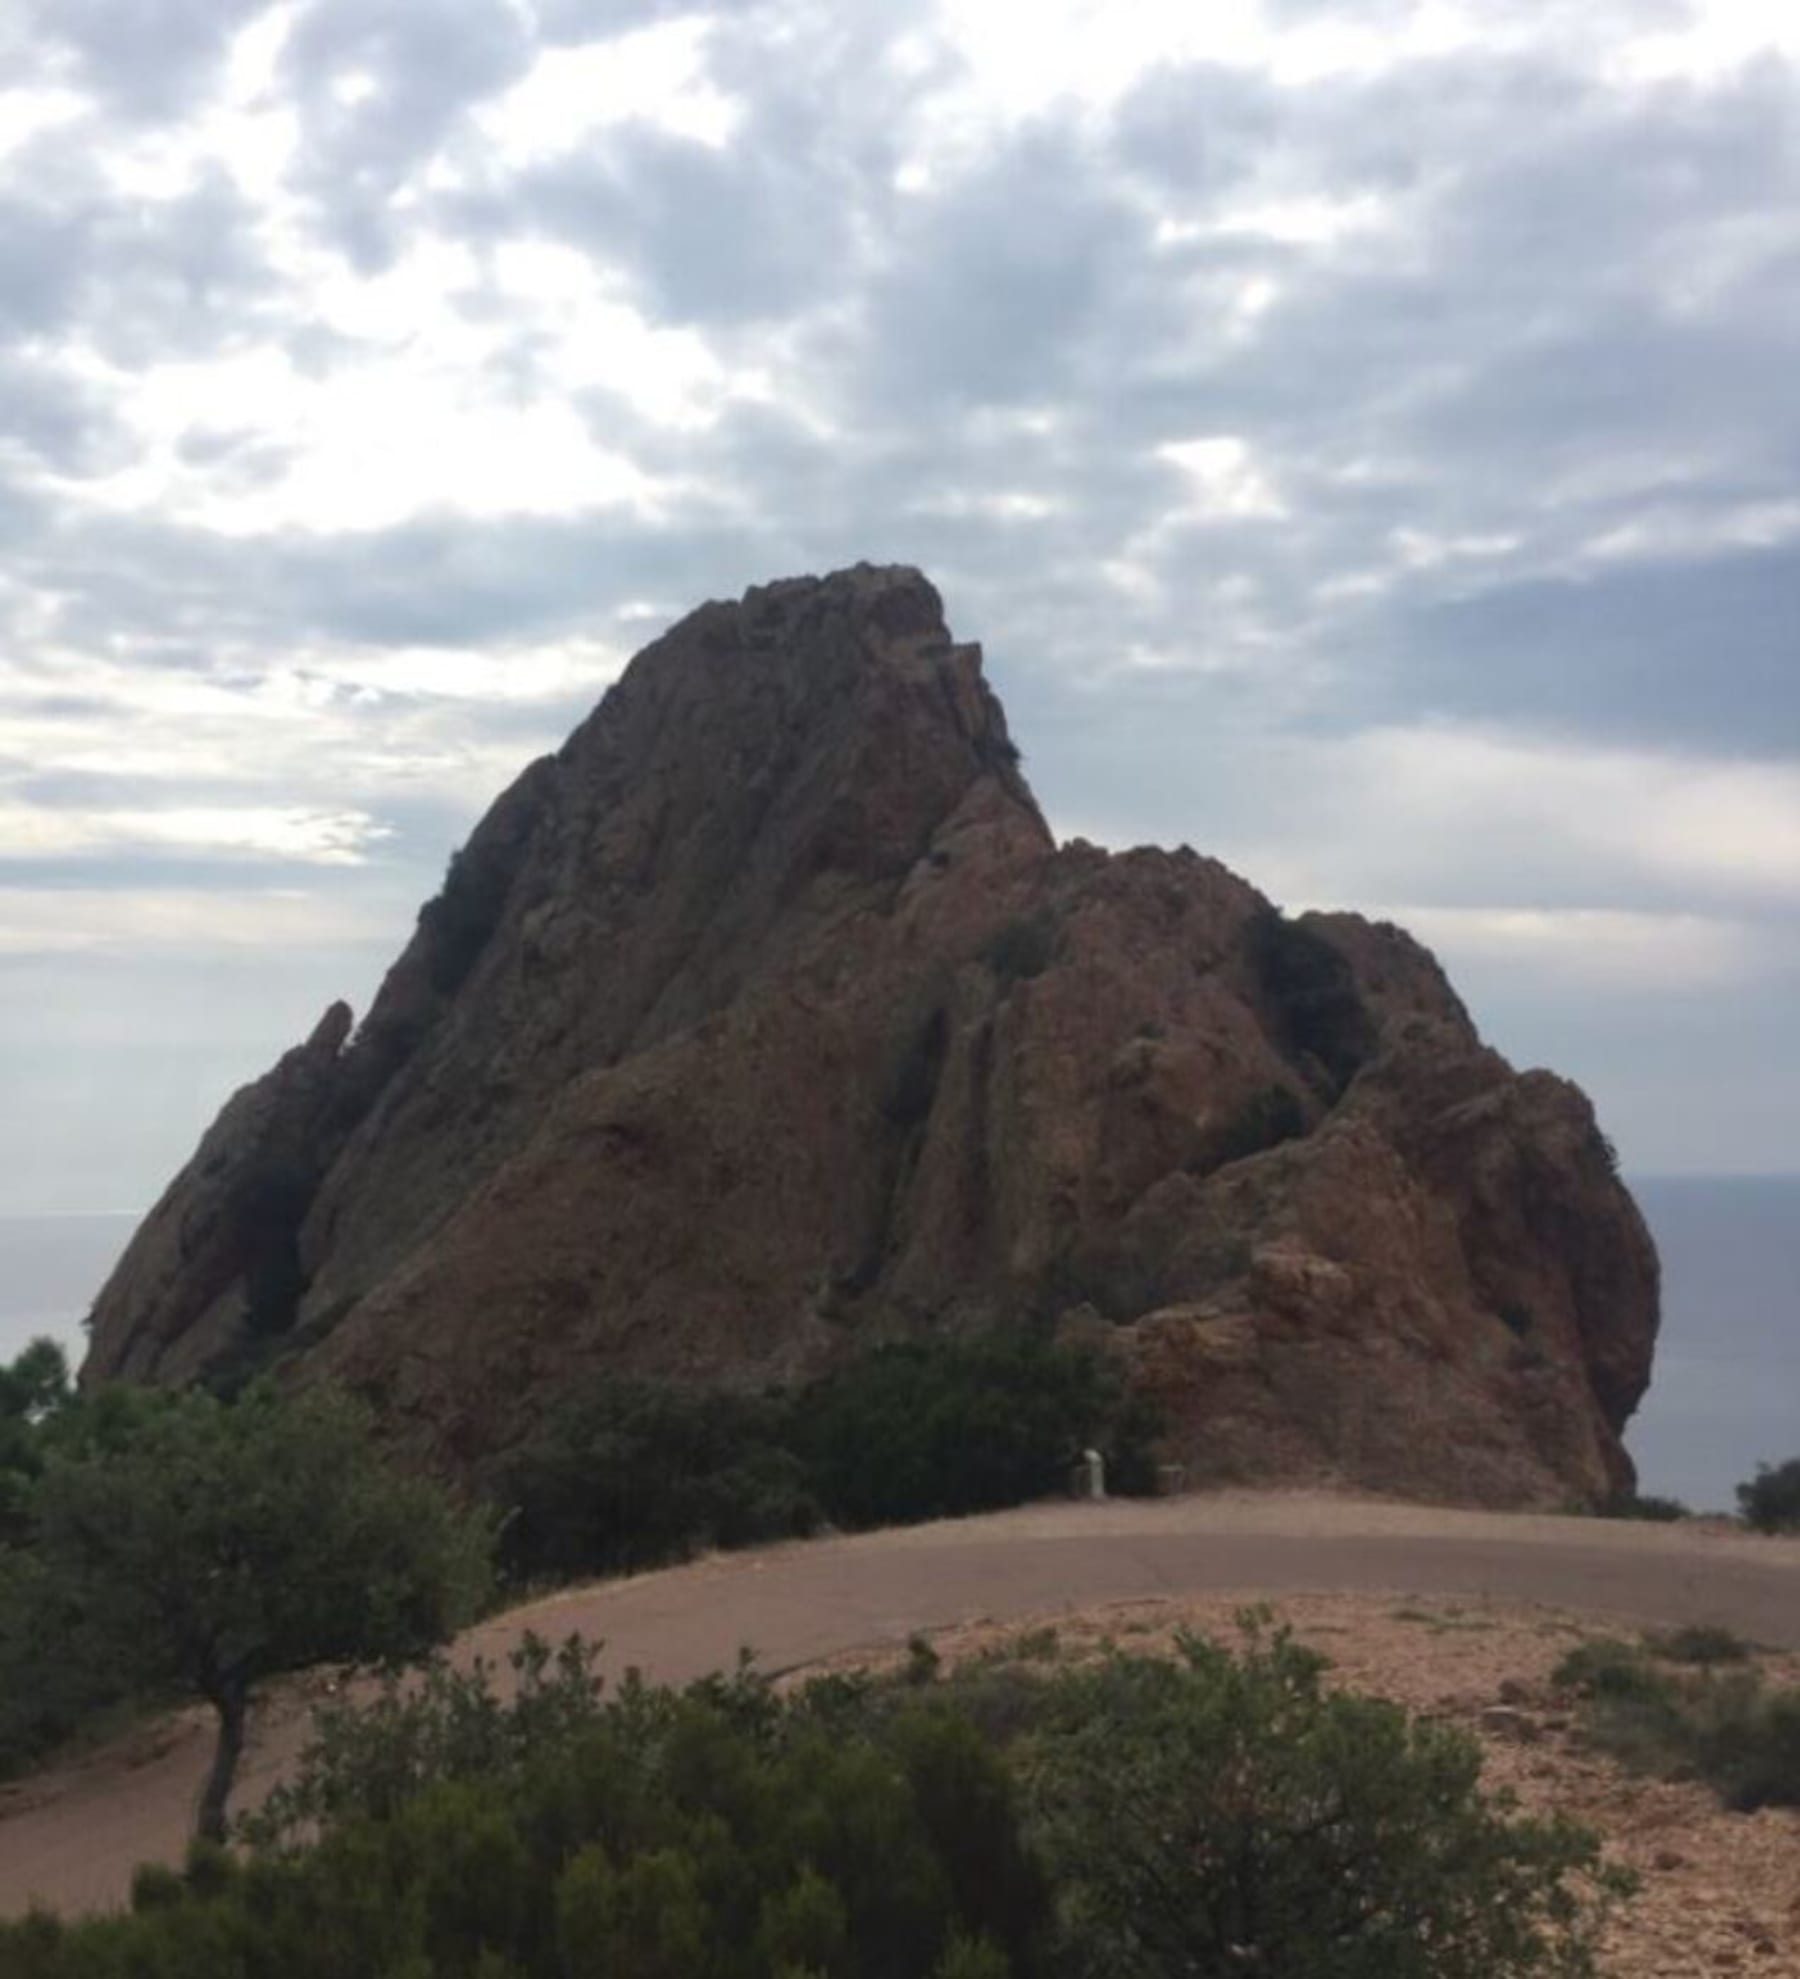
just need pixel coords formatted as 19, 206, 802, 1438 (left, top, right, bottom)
1244, 909, 1375, 1096
1552, 1638, 1675, 1706
982, 913, 1058, 985
1022, 1622, 1624, 1979
1555, 1633, 1800, 1812
0, 1339, 72, 1550
0, 1629, 1627, 1979
229, 1647, 1042, 1979
1207, 1083, 1306, 1168
0, 1548, 115, 1776
418, 837, 519, 997
1737, 1457, 1800, 1534
1645, 1625, 1753, 1666
490, 1382, 818, 1586
1595, 1490, 1690, 1523
791, 1333, 1154, 1531
489, 1335, 1160, 1591
1713, 1690, 1800, 1811
243, 1632, 608, 1846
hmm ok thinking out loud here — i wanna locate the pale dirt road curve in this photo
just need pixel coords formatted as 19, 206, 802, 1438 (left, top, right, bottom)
4, 1491, 1797, 1920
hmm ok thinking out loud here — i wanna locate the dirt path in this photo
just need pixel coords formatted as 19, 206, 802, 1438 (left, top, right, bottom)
4, 1490, 1797, 1919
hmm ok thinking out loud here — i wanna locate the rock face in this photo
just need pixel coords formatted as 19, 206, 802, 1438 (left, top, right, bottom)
82, 565, 1659, 1505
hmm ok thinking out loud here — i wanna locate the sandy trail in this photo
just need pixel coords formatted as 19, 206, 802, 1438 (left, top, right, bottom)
4, 1490, 1797, 1919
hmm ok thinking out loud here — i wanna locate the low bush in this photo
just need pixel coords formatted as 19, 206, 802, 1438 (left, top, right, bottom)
1024, 1621, 1627, 1979
1206, 1083, 1307, 1168
0, 1625, 1628, 1979
1553, 1637, 1679, 1706
982, 914, 1059, 985
489, 1382, 817, 1587
1554, 1633, 1800, 1812
1244, 909, 1375, 1096
1645, 1624, 1753, 1667
1595, 1490, 1690, 1523
1737, 1457, 1800, 1534
9, 1641, 1045, 1979
0, 1548, 132, 1777
491, 1333, 1160, 1587
790, 1333, 1157, 1531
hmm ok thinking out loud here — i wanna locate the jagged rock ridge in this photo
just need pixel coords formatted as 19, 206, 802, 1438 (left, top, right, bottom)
83, 565, 1659, 1505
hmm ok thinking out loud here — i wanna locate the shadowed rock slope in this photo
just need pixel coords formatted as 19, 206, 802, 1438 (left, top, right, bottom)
82, 565, 1659, 1506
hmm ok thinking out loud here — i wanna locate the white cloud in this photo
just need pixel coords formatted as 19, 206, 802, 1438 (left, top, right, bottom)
1157, 436, 1287, 519
1582, 499, 1800, 565
1379, 905, 1765, 991
0, 803, 390, 865
48, 335, 669, 535
1313, 725, 1800, 912
475, 15, 741, 163
296, 630, 625, 704
1067, 721, 1800, 965
0, 84, 87, 162
1612, 0, 1800, 83
0, 884, 393, 955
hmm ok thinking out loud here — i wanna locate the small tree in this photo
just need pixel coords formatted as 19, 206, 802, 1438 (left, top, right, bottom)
1737, 1457, 1800, 1534
32, 1381, 489, 1842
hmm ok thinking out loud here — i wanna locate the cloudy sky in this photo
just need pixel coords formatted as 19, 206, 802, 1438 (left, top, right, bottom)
1, 0, 1796, 1215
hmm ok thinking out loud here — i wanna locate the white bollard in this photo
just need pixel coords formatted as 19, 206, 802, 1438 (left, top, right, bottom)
1081, 1447, 1107, 1501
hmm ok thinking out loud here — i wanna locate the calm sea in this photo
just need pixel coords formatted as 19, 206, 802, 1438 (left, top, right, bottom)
2, 1180, 1793, 1512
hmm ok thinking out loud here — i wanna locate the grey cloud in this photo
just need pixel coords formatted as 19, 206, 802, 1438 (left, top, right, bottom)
0, 161, 271, 366
486, 122, 869, 326
1369, 549, 1800, 757
24, 0, 269, 121
526, 0, 697, 45
1108, 59, 1283, 197
0, 201, 87, 337
860, 129, 1161, 411
281, 0, 533, 266
173, 426, 296, 480
448, 2, 925, 327
0, 354, 125, 475
5, 14, 1791, 776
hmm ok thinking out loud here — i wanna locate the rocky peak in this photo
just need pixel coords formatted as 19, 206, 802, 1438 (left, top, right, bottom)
83, 566, 1658, 1508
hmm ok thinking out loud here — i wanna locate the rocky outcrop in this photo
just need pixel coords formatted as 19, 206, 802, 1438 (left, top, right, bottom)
82, 565, 1659, 1505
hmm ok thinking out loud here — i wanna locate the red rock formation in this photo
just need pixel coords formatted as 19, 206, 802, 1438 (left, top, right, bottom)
82, 565, 1659, 1505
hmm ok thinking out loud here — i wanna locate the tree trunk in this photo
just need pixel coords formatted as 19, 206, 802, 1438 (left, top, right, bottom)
197, 1679, 249, 1847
